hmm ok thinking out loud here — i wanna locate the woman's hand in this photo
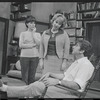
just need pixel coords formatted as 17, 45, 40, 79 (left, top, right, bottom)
39, 72, 50, 82
61, 59, 67, 71
42, 78, 59, 87
39, 59, 44, 70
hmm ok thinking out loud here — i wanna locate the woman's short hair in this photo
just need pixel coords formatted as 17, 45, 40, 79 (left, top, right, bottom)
50, 13, 67, 29
25, 15, 36, 28
77, 40, 93, 58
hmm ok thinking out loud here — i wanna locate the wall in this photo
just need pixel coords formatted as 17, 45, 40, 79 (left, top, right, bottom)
0, 2, 15, 56
31, 2, 77, 23
31, 2, 54, 23
7, 20, 15, 56
0, 2, 10, 19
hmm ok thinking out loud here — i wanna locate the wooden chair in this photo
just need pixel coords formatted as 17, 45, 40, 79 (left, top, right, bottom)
39, 54, 100, 98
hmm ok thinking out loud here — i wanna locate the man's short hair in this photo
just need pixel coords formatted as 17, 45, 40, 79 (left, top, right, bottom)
25, 15, 36, 28
77, 40, 93, 58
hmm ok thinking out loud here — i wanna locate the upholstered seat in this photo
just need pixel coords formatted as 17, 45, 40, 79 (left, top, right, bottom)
6, 60, 42, 81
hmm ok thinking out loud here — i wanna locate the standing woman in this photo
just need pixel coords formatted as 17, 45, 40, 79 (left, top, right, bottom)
39, 13, 70, 75
19, 15, 41, 85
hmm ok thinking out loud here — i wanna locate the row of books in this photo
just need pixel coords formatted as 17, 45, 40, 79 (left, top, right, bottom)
77, 11, 100, 19
78, 2, 100, 11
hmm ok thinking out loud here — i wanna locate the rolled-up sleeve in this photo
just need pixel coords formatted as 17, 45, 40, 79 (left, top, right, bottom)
74, 63, 94, 90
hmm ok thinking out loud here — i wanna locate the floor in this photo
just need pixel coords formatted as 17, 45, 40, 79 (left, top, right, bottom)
1, 76, 100, 98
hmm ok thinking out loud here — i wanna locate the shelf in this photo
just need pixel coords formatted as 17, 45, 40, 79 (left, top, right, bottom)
77, 8, 100, 13
65, 27, 76, 29
64, 27, 81, 29
69, 35, 76, 37
77, 2, 90, 4
11, 9, 30, 13
10, 17, 27, 21
76, 36, 84, 38
77, 18, 100, 21
11, 2, 31, 6
13, 38, 19, 41
67, 19, 76, 21
9, 42, 18, 46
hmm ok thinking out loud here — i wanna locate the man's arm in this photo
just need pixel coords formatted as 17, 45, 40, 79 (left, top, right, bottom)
59, 80, 80, 90
49, 73, 64, 80
39, 72, 64, 82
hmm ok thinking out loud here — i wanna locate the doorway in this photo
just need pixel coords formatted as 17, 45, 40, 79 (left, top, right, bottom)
86, 22, 100, 81
0, 17, 9, 75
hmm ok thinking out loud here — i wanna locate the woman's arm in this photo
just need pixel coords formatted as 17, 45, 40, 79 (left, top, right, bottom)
63, 30, 70, 59
33, 33, 41, 46
39, 31, 45, 59
19, 32, 36, 49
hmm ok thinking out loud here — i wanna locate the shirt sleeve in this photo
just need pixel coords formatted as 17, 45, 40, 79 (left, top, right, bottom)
39, 31, 46, 58
63, 30, 70, 59
74, 63, 94, 90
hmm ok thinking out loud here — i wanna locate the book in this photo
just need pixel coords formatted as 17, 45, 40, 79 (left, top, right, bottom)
94, 2, 99, 9
91, 2, 96, 9
77, 3, 81, 11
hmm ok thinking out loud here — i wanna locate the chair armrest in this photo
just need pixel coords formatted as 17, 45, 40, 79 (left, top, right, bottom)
39, 85, 82, 98
55, 84, 82, 97
9, 63, 17, 70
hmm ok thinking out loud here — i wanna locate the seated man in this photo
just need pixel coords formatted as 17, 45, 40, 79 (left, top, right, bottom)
0, 40, 94, 98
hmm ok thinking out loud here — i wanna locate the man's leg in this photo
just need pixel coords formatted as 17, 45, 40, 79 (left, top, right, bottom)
1, 81, 45, 98
44, 86, 78, 98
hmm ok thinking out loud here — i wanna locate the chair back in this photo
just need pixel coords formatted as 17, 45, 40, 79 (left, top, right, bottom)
79, 54, 100, 98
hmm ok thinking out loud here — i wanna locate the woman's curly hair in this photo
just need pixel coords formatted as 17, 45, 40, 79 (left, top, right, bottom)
50, 13, 67, 29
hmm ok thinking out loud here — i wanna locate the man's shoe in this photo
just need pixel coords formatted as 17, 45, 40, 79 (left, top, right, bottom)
0, 79, 3, 87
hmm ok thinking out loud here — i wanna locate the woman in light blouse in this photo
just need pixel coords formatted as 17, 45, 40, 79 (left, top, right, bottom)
39, 13, 70, 75
19, 15, 41, 85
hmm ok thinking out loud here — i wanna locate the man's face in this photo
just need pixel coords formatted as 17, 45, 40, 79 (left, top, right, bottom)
72, 43, 81, 54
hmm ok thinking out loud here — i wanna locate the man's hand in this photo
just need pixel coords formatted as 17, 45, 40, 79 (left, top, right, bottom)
39, 72, 50, 82
42, 78, 59, 87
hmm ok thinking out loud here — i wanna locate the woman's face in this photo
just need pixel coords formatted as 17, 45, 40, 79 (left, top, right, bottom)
27, 21, 36, 30
52, 16, 63, 30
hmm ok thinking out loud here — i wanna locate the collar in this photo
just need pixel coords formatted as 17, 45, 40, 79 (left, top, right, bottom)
45, 29, 64, 35
76, 57, 88, 63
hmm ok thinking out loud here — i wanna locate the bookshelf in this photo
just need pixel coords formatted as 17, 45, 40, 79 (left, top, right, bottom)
64, 11, 84, 47
76, 2, 100, 43
77, 2, 100, 21
10, 2, 31, 21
